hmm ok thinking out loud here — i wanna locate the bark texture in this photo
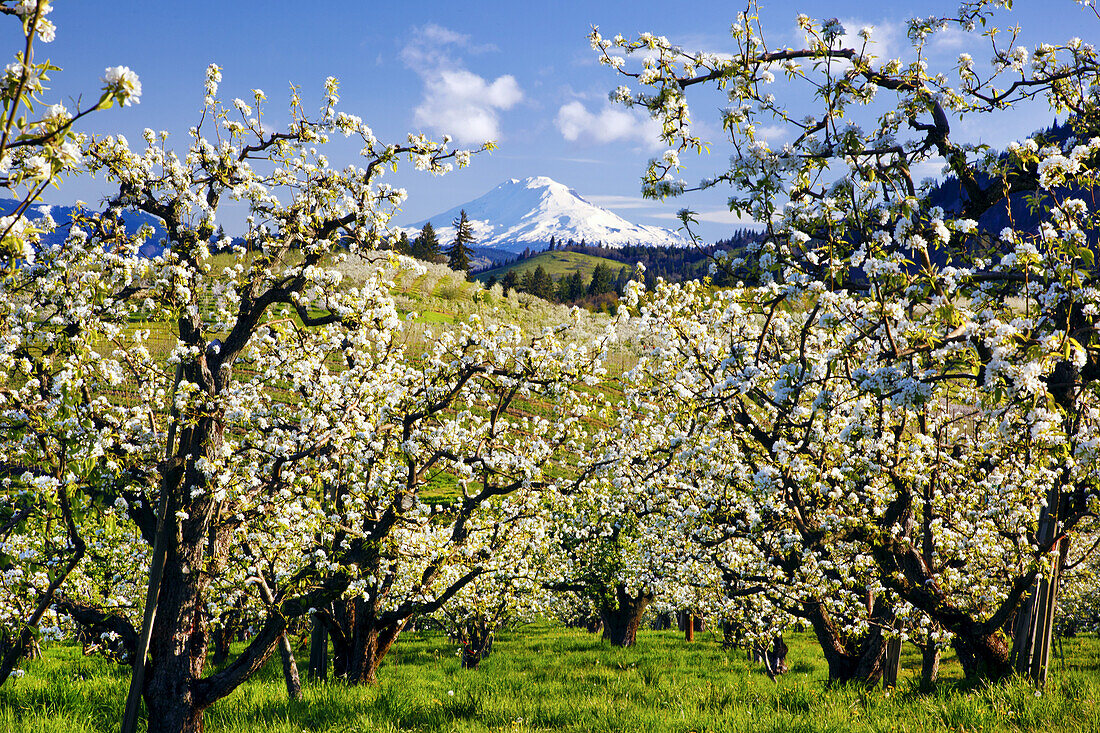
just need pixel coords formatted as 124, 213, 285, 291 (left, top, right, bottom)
599, 586, 653, 647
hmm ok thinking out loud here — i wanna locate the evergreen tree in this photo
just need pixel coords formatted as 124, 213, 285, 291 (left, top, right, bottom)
530, 265, 555, 300
520, 268, 535, 293
614, 266, 631, 295
211, 224, 229, 253
567, 271, 586, 300
394, 231, 412, 256
556, 276, 573, 302
446, 209, 475, 272
500, 269, 519, 293
588, 262, 613, 295
411, 222, 442, 263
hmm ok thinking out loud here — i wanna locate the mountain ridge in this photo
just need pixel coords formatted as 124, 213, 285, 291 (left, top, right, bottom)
404, 176, 687, 254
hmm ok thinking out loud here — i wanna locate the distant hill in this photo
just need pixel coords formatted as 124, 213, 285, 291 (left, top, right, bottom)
926, 118, 1098, 249
0, 198, 167, 257
403, 176, 687, 254
472, 250, 631, 284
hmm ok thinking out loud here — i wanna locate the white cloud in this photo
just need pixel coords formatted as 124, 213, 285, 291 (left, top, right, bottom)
756, 125, 789, 146
402, 24, 521, 145
585, 194, 655, 209
652, 209, 762, 227
930, 26, 972, 51
838, 19, 901, 62
555, 101, 662, 150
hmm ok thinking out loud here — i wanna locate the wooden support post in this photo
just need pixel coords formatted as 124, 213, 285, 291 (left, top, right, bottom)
883, 628, 903, 689
1010, 580, 1039, 675
308, 615, 329, 682
251, 573, 301, 700
1029, 538, 1065, 687
685, 613, 695, 642
1010, 484, 1065, 687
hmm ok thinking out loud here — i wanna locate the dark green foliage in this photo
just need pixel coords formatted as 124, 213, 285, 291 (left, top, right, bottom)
447, 210, 475, 272
411, 222, 443, 263
587, 263, 613, 296
393, 231, 412, 256
521, 264, 555, 300
557, 271, 585, 301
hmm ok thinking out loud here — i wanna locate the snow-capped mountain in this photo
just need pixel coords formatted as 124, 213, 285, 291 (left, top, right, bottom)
407, 176, 687, 253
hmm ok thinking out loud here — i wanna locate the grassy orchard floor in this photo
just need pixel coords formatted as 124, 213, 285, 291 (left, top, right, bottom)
4, 626, 1100, 732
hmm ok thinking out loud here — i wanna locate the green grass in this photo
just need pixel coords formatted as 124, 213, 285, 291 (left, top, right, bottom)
4, 625, 1100, 732
473, 251, 631, 284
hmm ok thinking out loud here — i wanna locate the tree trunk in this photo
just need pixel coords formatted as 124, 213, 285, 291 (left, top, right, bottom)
277, 632, 302, 700
330, 597, 405, 684
721, 620, 741, 650
599, 586, 653, 647
329, 599, 354, 680
678, 611, 702, 639
461, 622, 494, 670
143, 540, 213, 733
346, 622, 402, 684
755, 634, 789, 678
920, 644, 940, 690
211, 627, 232, 668
211, 598, 246, 668
803, 599, 890, 685
952, 628, 1012, 681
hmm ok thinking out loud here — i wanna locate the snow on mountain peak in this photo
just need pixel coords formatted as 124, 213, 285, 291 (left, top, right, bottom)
409, 176, 686, 253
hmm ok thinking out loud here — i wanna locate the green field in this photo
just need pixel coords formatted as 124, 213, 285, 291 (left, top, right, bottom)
4, 624, 1100, 732
472, 251, 632, 284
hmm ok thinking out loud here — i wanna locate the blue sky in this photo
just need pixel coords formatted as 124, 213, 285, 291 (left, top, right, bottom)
23, 1, 1095, 242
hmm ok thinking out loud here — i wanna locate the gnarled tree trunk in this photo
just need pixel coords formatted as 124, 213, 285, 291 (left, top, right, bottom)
599, 585, 653, 647
461, 621, 494, 670
803, 598, 890, 685
144, 538, 215, 733
953, 627, 1012, 681
329, 597, 405, 684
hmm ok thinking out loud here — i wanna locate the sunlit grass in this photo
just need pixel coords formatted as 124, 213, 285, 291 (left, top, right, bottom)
4, 624, 1100, 732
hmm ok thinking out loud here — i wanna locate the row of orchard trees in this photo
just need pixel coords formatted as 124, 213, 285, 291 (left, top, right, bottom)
0, 3, 602, 732
582, 0, 1100, 685
3, 1, 1100, 732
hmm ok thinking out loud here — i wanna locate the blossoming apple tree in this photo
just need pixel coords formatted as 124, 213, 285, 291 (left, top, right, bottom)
0, 48, 613, 732
0, 0, 143, 687
595, 0, 1100, 683
546, 363, 722, 648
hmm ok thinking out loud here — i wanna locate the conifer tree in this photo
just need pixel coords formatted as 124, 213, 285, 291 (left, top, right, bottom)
567, 271, 586, 300
614, 266, 632, 295
588, 262, 612, 296
411, 222, 442, 263
520, 268, 535, 293
394, 231, 412, 256
446, 209, 475, 271
530, 265, 554, 300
